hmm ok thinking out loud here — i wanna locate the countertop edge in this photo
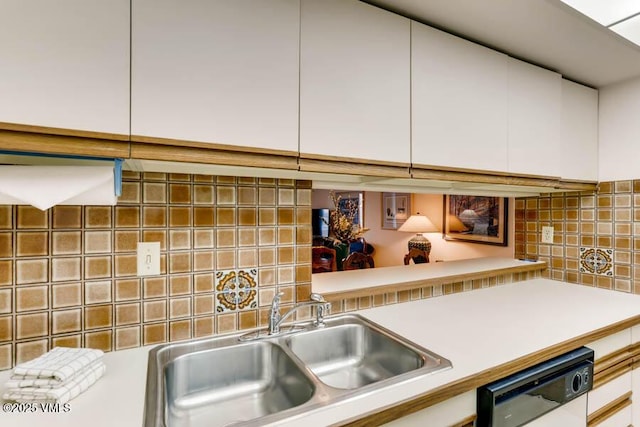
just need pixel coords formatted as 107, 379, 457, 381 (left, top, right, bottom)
318, 260, 546, 300
336, 313, 640, 427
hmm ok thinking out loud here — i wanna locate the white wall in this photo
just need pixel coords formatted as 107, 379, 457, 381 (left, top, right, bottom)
599, 75, 640, 182
313, 189, 514, 268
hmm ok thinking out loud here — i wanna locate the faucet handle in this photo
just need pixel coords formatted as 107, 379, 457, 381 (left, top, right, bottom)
309, 293, 325, 302
272, 291, 284, 306
310, 293, 331, 327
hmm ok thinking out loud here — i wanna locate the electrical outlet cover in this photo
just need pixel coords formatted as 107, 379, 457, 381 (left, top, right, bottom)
541, 226, 554, 244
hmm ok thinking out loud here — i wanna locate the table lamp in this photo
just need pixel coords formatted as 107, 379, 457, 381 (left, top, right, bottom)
398, 213, 439, 256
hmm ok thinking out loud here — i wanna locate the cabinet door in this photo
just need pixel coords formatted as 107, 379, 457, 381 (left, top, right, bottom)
383, 390, 475, 426
631, 325, 640, 427
0, 0, 130, 135
507, 58, 562, 177
598, 76, 640, 182
588, 372, 632, 415
132, 0, 300, 152
561, 79, 598, 181
587, 330, 633, 427
411, 22, 508, 172
299, 0, 410, 164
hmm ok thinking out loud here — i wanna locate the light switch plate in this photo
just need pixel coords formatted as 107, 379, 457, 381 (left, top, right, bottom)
137, 242, 160, 276
541, 226, 554, 244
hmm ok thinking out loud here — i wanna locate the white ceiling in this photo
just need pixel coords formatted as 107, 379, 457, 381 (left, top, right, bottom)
362, 0, 640, 88
560, 0, 640, 27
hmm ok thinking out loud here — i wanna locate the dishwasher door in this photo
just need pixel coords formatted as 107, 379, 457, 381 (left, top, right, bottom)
477, 346, 593, 427
525, 394, 586, 427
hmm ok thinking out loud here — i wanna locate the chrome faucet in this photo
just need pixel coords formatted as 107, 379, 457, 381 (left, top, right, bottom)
268, 292, 331, 335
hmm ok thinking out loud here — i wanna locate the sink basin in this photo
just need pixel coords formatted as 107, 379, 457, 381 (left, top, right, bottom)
144, 314, 451, 427
285, 323, 427, 389
164, 342, 314, 427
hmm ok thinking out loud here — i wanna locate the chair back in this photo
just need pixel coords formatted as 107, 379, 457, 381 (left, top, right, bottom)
312, 246, 337, 273
404, 248, 429, 265
342, 252, 375, 270
348, 237, 375, 255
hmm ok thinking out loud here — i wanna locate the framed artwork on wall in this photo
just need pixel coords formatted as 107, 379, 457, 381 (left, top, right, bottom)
382, 192, 411, 230
335, 191, 364, 227
443, 195, 508, 246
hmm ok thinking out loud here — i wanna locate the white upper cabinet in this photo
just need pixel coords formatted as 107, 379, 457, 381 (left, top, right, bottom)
299, 0, 411, 164
411, 22, 508, 172
561, 79, 598, 181
132, 0, 300, 153
507, 58, 563, 177
0, 0, 130, 135
598, 75, 640, 182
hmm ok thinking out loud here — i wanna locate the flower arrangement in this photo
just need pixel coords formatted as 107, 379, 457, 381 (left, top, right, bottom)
326, 190, 368, 243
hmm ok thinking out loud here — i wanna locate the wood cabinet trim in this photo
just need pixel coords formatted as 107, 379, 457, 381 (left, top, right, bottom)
452, 414, 476, 427
336, 315, 640, 427
298, 157, 410, 179
412, 165, 597, 191
323, 262, 545, 301
593, 342, 640, 389
0, 124, 598, 191
0, 122, 130, 142
131, 134, 299, 157
299, 152, 410, 169
587, 391, 632, 426
130, 142, 298, 171
0, 129, 130, 159
411, 161, 561, 180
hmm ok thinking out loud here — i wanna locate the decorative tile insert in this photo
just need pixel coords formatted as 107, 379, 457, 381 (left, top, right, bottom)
215, 269, 258, 312
580, 248, 613, 276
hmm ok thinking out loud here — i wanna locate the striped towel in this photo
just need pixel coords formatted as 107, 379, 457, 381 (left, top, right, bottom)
9, 347, 103, 386
2, 347, 106, 404
3, 362, 106, 404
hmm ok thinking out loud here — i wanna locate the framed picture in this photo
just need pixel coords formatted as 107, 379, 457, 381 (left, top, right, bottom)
443, 195, 508, 246
382, 192, 411, 230
335, 191, 364, 227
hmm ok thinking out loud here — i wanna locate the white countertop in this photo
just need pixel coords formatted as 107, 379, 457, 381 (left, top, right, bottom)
312, 257, 545, 297
3, 278, 640, 427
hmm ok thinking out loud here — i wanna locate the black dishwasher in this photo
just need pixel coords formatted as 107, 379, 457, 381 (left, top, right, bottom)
477, 346, 594, 427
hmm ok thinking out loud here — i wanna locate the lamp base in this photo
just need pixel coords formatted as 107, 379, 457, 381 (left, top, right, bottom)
408, 234, 431, 256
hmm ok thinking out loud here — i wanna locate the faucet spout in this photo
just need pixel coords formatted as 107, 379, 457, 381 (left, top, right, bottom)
268, 291, 284, 335
267, 292, 331, 336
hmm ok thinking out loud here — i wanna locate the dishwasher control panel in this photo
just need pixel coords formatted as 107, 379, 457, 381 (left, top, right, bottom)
477, 346, 594, 427
567, 365, 590, 398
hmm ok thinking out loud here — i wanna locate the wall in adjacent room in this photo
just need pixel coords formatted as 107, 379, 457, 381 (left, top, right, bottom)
313, 190, 514, 267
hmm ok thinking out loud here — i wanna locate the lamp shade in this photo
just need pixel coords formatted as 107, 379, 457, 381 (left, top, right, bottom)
398, 214, 439, 233
398, 213, 439, 254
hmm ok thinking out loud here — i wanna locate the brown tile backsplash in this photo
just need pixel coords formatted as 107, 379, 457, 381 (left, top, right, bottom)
52, 231, 81, 255
0, 173, 534, 370
0, 206, 12, 230
52, 206, 81, 229
16, 232, 48, 257
516, 180, 640, 293
17, 206, 48, 229
0, 174, 313, 369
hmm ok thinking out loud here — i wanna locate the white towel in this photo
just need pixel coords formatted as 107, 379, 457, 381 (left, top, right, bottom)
5, 359, 104, 389
10, 347, 103, 385
3, 361, 106, 404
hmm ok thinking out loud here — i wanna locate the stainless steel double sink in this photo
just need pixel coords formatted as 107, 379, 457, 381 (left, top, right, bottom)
144, 314, 451, 427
